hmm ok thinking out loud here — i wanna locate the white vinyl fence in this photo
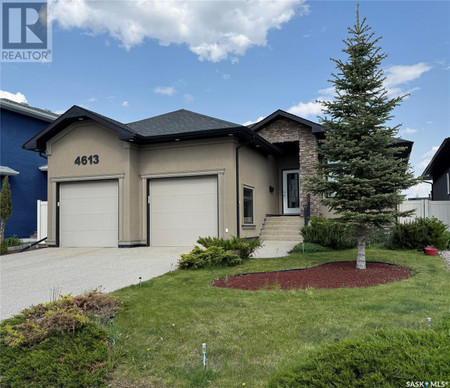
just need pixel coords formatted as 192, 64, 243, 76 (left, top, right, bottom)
37, 200, 48, 243
398, 199, 450, 230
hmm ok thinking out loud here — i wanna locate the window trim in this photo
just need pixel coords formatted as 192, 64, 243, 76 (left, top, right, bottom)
242, 185, 255, 226
447, 172, 450, 195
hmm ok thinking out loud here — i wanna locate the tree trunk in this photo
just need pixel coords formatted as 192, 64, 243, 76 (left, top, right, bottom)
356, 229, 366, 269
0, 218, 5, 244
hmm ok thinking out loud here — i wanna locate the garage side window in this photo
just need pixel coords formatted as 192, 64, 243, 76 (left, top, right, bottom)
243, 187, 254, 224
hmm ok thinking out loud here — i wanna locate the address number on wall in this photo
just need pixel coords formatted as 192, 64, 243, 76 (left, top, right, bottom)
74, 155, 99, 166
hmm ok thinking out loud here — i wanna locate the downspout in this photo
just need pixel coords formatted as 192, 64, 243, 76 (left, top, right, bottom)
235, 137, 254, 238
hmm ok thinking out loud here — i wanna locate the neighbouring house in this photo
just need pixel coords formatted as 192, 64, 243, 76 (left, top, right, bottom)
0, 99, 58, 239
423, 137, 450, 201
23, 106, 412, 248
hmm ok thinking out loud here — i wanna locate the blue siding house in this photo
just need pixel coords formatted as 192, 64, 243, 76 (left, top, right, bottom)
0, 99, 58, 239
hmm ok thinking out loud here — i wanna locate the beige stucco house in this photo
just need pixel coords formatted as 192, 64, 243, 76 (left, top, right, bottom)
24, 106, 412, 248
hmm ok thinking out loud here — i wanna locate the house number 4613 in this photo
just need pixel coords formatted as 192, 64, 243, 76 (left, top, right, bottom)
74, 155, 99, 166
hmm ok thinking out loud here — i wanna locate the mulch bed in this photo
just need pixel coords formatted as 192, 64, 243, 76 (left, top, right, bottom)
213, 261, 411, 291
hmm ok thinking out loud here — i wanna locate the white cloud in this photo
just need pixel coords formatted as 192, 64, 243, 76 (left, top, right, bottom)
154, 86, 176, 96
222, 73, 231, 80
242, 116, 265, 126
54, 109, 67, 115
384, 63, 431, 98
418, 145, 439, 169
122, 100, 129, 107
0, 90, 28, 104
51, 0, 308, 62
287, 86, 334, 119
183, 93, 194, 104
399, 127, 418, 136
384, 63, 432, 87
403, 182, 431, 199
426, 121, 434, 125
86, 97, 98, 102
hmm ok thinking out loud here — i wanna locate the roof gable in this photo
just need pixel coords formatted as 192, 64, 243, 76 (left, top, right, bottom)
23, 105, 136, 151
250, 109, 325, 134
423, 137, 450, 179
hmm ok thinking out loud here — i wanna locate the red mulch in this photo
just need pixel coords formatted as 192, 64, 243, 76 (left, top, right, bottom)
213, 261, 411, 291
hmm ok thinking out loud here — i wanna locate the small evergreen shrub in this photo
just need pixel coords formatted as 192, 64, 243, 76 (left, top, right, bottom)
301, 217, 357, 250
197, 236, 261, 260
4, 235, 22, 247
0, 240, 7, 255
178, 246, 241, 269
289, 242, 329, 254
0, 290, 122, 387
388, 217, 449, 250
269, 315, 450, 388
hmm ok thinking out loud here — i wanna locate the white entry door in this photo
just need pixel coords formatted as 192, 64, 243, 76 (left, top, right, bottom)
149, 176, 218, 246
283, 169, 300, 214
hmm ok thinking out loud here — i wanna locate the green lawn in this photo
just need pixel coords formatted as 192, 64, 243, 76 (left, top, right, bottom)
110, 249, 450, 387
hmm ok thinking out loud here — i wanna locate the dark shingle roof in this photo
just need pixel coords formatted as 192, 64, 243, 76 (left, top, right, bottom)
127, 109, 242, 136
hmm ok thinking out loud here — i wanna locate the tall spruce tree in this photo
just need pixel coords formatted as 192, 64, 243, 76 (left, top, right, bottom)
0, 176, 13, 244
306, 5, 418, 269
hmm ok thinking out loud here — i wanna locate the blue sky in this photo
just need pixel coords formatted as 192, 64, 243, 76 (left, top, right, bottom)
1, 0, 449, 197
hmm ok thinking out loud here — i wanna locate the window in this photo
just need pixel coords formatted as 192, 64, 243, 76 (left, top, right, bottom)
243, 187, 254, 224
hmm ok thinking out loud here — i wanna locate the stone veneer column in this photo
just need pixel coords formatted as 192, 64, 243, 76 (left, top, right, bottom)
257, 118, 321, 216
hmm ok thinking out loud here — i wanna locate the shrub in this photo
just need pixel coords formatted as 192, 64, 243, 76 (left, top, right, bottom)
289, 242, 329, 254
388, 217, 450, 250
197, 236, 261, 260
178, 246, 241, 269
269, 316, 450, 388
0, 240, 7, 255
301, 217, 357, 250
0, 290, 122, 387
4, 235, 22, 247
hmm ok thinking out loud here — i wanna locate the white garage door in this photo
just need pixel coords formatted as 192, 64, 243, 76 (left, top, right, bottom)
60, 181, 118, 247
149, 176, 218, 246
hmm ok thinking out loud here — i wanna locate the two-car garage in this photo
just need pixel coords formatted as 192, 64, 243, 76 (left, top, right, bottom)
58, 176, 218, 247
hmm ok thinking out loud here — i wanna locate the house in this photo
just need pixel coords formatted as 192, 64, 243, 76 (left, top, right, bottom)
23, 106, 412, 248
423, 137, 450, 201
0, 99, 58, 239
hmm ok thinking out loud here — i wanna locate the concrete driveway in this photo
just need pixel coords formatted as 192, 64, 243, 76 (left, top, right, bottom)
0, 241, 297, 321
0, 246, 191, 320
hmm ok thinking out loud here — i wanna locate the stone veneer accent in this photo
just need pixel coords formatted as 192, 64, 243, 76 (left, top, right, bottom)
257, 117, 321, 216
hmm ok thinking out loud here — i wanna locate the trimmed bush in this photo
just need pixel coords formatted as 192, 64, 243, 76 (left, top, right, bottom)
301, 217, 357, 250
388, 217, 449, 250
4, 235, 22, 247
178, 246, 241, 269
0, 290, 122, 387
0, 240, 7, 255
289, 242, 329, 254
269, 315, 450, 388
197, 236, 261, 260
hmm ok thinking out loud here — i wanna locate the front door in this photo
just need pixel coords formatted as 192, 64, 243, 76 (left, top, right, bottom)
283, 169, 300, 214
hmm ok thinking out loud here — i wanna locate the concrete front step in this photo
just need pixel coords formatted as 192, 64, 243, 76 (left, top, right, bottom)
264, 224, 301, 230
261, 230, 300, 237
262, 235, 303, 241
264, 220, 303, 226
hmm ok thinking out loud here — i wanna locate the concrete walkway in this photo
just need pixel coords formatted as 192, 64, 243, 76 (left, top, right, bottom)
439, 250, 450, 269
0, 247, 190, 320
253, 240, 298, 258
